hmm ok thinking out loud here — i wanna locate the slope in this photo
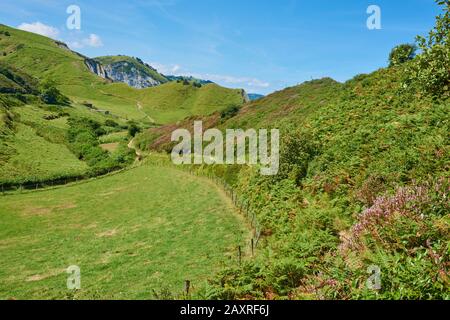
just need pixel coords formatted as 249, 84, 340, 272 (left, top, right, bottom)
0, 24, 246, 124
136, 61, 449, 299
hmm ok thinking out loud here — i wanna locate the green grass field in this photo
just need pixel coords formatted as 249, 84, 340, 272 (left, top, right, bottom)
0, 165, 247, 299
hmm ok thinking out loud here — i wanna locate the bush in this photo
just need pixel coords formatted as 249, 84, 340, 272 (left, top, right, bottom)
388, 44, 416, 67
127, 122, 141, 137
404, 0, 450, 97
41, 81, 70, 105
66, 117, 134, 173
220, 104, 240, 120
104, 119, 119, 128
275, 131, 317, 186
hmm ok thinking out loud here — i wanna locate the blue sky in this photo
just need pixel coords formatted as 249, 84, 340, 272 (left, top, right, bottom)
0, 0, 441, 94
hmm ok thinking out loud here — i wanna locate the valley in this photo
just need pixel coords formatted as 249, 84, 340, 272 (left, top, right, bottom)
0, 0, 449, 301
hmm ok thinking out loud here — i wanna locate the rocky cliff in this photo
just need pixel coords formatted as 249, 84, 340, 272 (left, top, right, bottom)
91, 56, 168, 89
102, 61, 160, 88
84, 58, 109, 80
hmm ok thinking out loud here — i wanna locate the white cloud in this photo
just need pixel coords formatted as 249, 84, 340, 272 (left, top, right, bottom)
17, 22, 59, 39
85, 34, 103, 47
150, 62, 181, 74
188, 73, 270, 89
68, 34, 103, 49
149, 62, 270, 91
171, 64, 181, 73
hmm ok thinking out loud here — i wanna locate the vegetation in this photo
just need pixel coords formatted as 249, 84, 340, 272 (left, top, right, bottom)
0, 165, 247, 299
66, 117, 135, 175
127, 121, 141, 137
404, 0, 450, 97
388, 44, 416, 67
40, 81, 70, 106
136, 2, 450, 299
0, 1, 448, 301
220, 104, 241, 121
0, 68, 134, 185
0, 25, 246, 123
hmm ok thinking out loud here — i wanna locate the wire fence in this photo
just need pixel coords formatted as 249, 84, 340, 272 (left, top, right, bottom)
1, 153, 262, 297
146, 157, 263, 262
0, 164, 139, 196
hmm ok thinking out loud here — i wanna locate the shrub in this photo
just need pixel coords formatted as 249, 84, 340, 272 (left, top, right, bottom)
404, 0, 450, 97
66, 117, 133, 173
388, 44, 416, 67
40, 81, 70, 105
127, 121, 141, 137
104, 119, 119, 128
340, 178, 449, 254
275, 131, 318, 186
220, 104, 240, 120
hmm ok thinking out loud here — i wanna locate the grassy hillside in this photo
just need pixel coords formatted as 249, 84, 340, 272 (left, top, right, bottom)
0, 165, 247, 299
136, 43, 449, 299
0, 122, 88, 184
213, 68, 448, 298
0, 24, 246, 124
0, 62, 39, 94
0, 70, 136, 185
138, 81, 246, 124
0, 22, 246, 184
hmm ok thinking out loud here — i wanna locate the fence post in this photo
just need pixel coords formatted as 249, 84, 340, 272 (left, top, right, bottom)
184, 280, 191, 296
255, 229, 261, 248
238, 246, 242, 265
251, 238, 254, 257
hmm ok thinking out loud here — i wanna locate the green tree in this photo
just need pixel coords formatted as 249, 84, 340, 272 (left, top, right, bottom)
388, 44, 416, 67
127, 122, 141, 137
40, 80, 70, 105
404, 0, 450, 97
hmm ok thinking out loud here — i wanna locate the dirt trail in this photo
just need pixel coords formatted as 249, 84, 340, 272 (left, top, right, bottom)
127, 138, 143, 162
136, 102, 156, 123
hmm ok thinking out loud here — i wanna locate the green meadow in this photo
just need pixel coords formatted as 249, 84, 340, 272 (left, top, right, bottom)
0, 165, 247, 299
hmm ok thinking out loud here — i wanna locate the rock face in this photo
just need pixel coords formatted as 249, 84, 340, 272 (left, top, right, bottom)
87, 56, 168, 89
241, 89, 250, 103
84, 59, 109, 80
102, 62, 161, 89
